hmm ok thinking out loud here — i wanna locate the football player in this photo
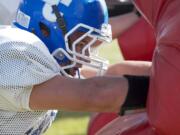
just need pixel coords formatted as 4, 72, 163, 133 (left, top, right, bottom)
0, 0, 150, 134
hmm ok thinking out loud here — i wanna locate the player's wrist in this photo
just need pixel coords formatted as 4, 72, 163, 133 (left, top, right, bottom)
119, 75, 149, 116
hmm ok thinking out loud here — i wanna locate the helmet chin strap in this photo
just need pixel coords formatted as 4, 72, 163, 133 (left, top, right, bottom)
52, 5, 67, 35
77, 69, 81, 79
52, 5, 75, 77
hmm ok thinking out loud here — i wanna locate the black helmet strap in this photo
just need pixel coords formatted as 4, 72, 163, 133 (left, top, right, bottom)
52, 5, 67, 36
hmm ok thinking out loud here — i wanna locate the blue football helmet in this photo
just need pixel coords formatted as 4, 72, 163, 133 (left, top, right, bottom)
14, 0, 112, 76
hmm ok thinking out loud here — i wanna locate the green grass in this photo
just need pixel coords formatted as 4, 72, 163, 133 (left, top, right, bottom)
99, 39, 124, 64
44, 40, 123, 135
44, 112, 90, 135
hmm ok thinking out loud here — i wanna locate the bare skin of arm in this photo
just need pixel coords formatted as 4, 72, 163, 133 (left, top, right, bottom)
105, 61, 151, 76
30, 75, 128, 113
81, 61, 151, 78
110, 12, 139, 39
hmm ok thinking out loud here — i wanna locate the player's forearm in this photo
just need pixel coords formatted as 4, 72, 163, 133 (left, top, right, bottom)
106, 61, 152, 76
110, 12, 139, 39
79, 76, 128, 112
30, 75, 128, 112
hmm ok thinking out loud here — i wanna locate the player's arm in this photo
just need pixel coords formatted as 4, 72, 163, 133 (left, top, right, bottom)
110, 12, 139, 39
30, 73, 150, 114
81, 61, 151, 78
105, 61, 151, 76
30, 76, 129, 113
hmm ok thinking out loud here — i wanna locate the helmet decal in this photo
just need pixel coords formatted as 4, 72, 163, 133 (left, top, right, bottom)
42, 0, 72, 22
16, 10, 30, 29
59, 0, 72, 6
42, 0, 72, 6
42, 0, 60, 5
42, 3, 57, 22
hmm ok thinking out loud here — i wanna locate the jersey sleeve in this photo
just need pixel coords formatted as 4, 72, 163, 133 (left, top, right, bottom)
0, 40, 60, 112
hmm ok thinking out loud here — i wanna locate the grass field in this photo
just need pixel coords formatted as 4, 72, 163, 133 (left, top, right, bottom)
44, 40, 123, 135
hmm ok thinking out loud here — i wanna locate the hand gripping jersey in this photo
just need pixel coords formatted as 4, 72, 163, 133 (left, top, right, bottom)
134, 0, 180, 135
0, 26, 60, 134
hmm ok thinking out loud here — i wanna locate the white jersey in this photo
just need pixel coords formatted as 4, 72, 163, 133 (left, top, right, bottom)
0, 0, 21, 25
0, 26, 61, 135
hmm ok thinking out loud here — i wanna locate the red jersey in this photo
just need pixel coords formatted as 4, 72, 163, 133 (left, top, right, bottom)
134, 0, 180, 135
88, 1, 180, 135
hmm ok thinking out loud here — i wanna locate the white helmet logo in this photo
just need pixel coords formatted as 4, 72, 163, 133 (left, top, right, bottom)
60, 0, 72, 6
42, 0, 72, 22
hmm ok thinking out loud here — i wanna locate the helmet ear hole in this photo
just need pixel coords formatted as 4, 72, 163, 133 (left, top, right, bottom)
39, 22, 50, 37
